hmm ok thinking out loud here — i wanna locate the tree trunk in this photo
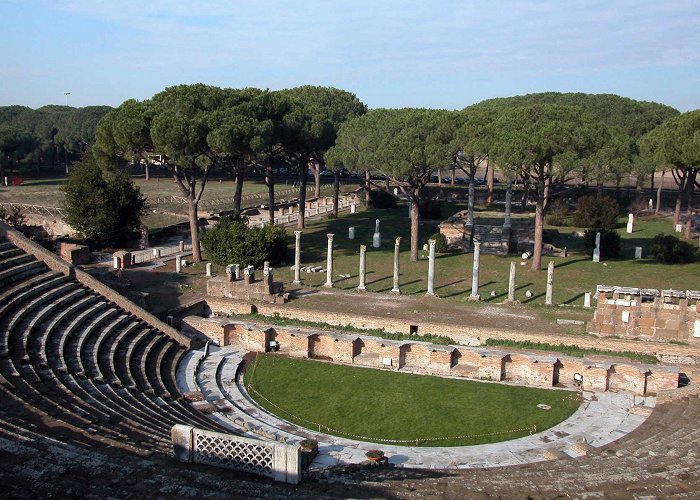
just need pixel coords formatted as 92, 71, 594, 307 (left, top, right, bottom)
451, 164, 455, 185
521, 179, 530, 211
673, 170, 687, 226
410, 190, 420, 262
596, 179, 604, 199
145, 162, 150, 181
332, 172, 340, 218
233, 167, 244, 213
438, 169, 442, 187
486, 160, 494, 206
684, 170, 697, 239
364, 170, 371, 207
297, 164, 307, 229
543, 175, 551, 211
531, 166, 546, 272
385, 177, 390, 191
265, 159, 275, 224
313, 163, 321, 198
655, 170, 664, 216
188, 198, 202, 262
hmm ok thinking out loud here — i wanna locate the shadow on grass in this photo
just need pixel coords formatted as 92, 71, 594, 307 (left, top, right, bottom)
563, 292, 586, 305
522, 292, 545, 304
375, 278, 422, 293
553, 257, 589, 269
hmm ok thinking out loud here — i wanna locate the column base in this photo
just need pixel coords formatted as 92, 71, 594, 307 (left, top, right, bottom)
324, 282, 335, 288
292, 280, 302, 285
425, 291, 436, 297
357, 285, 366, 291
468, 294, 481, 301
390, 288, 401, 294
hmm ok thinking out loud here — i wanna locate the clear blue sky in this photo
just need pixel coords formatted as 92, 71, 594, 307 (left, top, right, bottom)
1, 0, 699, 111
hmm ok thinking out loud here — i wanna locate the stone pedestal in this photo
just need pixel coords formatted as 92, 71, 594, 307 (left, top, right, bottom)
634, 246, 642, 259
206, 263, 212, 277
175, 254, 182, 273
348, 227, 355, 240
373, 232, 381, 248
426, 239, 436, 296
179, 240, 185, 252
545, 261, 554, 305
469, 241, 481, 300
584, 292, 592, 308
358, 245, 367, 291
626, 213, 634, 233
350, 203, 356, 214
293, 231, 302, 285
324, 234, 334, 288
391, 237, 401, 294
243, 266, 255, 285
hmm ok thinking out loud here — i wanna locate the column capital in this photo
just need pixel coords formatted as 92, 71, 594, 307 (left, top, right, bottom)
294, 230, 302, 237
395, 237, 401, 245
359, 244, 367, 252
428, 239, 436, 248
327, 233, 335, 241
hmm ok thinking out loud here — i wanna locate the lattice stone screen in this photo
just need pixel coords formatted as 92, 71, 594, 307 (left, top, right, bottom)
172, 425, 301, 484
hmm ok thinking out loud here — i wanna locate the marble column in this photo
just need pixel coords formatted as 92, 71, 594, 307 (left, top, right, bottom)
469, 242, 481, 300
391, 237, 401, 294
426, 239, 436, 296
503, 181, 512, 228
293, 230, 302, 285
545, 261, 554, 305
507, 261, 516, 302
357, 245, 367, 291
175, 254, 182, 273
324, 233, 334, 288
205, 262, 212, 277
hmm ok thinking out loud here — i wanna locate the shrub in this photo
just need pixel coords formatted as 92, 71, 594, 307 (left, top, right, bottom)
299, 439, 318, 450
418, 199, 442, 219
0, 205, 25, 228
61, 157, 147, 247
429, 232, 449, 253
650, 234, 697, 264
201, 214, 287, 268
365, 450, 385, 460
572, 196, 620, 230
544, 199, 569, 226
368, 189, 397, 209
582, 228, 621, 259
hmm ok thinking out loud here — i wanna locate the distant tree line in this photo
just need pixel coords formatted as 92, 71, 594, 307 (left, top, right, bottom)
0, 105, 112, 180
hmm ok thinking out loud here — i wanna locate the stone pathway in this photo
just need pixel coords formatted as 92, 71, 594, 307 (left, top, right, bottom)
185, 346, 654, 471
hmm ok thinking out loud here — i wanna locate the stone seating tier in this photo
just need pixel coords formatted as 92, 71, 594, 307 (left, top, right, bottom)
0, 234, 230, 459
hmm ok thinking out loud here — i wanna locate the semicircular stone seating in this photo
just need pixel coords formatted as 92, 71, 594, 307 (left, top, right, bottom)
2, 230, 700, 496
0, 237, 231, 457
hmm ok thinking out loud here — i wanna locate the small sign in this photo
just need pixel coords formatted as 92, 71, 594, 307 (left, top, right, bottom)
621, 310, 630, 323
382, 357, 392, 367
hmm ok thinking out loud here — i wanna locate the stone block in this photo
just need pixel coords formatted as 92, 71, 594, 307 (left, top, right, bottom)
171, 424, 193, 462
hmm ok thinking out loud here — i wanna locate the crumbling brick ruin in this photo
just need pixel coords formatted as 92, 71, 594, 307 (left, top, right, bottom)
589, 286, 700, 342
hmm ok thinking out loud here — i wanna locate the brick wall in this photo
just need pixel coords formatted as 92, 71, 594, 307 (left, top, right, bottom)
589, 292, 700, 342
180, 314, 679, 395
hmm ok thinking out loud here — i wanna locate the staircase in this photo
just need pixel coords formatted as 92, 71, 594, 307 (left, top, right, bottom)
471, 225, 510, 255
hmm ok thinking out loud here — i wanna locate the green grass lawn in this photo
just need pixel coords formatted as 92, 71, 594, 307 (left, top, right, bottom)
244, 354, 580, 447
272, 202, 700, 306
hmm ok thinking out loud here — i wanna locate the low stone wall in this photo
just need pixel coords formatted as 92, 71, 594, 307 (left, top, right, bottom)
589, 291, 700, 343
0, 222, 195, 349
171, 424, 301, 484
181, 316, 679, 395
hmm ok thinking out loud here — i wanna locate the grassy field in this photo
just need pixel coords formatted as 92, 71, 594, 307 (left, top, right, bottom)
267, 203, 700, 306
243, 354, 580, 447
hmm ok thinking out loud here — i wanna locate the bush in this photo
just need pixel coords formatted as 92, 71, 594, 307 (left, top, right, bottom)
61, 157, 147, 247
201, 214, 287, 268
582, 228, 621, 259
418, 199, 442, 219
544, 199, 569, 226
572, 196, 619, 230
368, 189, 397, 209
0, 205, 25, 228
429, 232, 449, 253
650, 234, 697, 264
